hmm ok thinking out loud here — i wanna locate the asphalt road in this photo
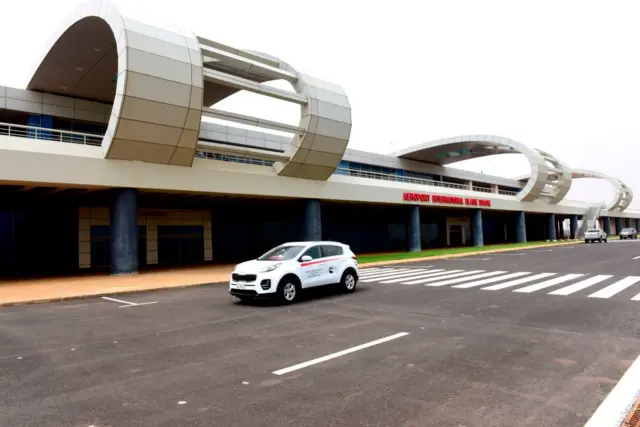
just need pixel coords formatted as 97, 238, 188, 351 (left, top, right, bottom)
1, 241, 639, 427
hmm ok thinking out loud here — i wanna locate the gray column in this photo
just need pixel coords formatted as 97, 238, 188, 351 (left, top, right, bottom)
570, 215, 578, 239
303, 199, 322, 241
547, 213, 557, 241
472, 209, 484, 247
110, 188, 138, 275
603, 217, 611, 235
516, 211, 527, 243
407, 205, 421, 252
636, 218, 640, 231
615, 217, 621, 235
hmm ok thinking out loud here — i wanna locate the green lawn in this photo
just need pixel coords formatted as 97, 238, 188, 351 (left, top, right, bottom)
357, 240, 576, 264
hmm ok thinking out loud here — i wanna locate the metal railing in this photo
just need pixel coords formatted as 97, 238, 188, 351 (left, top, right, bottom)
0, 122, 103, 146
335, 167, 520, 196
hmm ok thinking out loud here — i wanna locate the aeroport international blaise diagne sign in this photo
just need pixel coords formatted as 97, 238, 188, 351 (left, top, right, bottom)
402, 192, 492, 207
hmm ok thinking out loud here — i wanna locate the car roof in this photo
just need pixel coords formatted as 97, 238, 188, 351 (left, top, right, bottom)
280, 241, 348, 246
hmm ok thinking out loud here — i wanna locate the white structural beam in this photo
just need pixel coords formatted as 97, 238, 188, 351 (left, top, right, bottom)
196, 141, 290, 162
203, 69, 308, 105
201, 45, 298, 83
196, 36, 281, 68
201, 107, 304, 135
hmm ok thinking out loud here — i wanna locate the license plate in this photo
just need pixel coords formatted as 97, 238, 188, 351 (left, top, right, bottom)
234, 282, 246, 289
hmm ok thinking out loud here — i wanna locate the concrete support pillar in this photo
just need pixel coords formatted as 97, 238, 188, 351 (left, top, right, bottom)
490, 184, 499, 194
615, 217, 621, 235
466, 181, 473, 191
472, 209, 484, 247
110, 188, 138, 275
570, 215, 578, 239
516, 211, 527, 243
603, 217, 611, 235
407, 205, 421, 252
547, 213, 557, 241
303, 199, 322, 241
636, 218, 640, 231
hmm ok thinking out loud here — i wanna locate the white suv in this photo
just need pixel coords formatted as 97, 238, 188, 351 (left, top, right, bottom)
229, 241, 359, 303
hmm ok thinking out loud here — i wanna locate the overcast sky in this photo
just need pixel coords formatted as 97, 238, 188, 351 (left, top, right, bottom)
1, 0, 638, 208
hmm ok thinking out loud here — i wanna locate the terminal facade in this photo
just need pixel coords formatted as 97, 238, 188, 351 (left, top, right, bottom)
0, 0, 638, 277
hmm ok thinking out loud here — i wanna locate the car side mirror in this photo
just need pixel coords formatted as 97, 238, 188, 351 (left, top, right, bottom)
300, 255, 312, 262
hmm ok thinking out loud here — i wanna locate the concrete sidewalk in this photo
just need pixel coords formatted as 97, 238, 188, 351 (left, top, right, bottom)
0, 265, 233, 306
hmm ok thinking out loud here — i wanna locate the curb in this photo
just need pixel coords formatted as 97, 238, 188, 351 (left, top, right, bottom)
360, 240, 581, 267
0, 281, 222, 308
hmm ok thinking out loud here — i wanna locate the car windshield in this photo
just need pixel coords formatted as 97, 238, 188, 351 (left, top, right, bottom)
258, 245, 306, 261
587, 229, 599, 232
622, 228, 633, 232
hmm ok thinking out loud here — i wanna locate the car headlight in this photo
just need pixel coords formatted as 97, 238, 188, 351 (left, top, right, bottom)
259, 263, 282, 273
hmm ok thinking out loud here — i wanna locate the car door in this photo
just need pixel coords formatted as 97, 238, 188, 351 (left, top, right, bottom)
298, 245, 324, 288
319, 244, 346, 286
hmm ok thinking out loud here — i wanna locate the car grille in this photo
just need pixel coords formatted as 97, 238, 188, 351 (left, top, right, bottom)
232, 273, 257, 282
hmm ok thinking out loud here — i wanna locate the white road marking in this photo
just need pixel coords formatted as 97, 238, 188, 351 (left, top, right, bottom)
631, 292, 640, 301
272, 332, 410, 376
102, 296, 137, 306
453, 272, 531, 289
101, 296, 157, 308
403, 270, 484, 285
513, 274, 584, 293
358, 268, 411, 278
380, 269, 446, 283
360, 269, 433, 282
549, 275, 613, 296
633, 256, 640, 260
490, 253, 526, 256
588, 276, 640, 299
424, 271, 508, 287
584, 354, 640, 427
119, 301, 158, 308
482, 273, 556, 291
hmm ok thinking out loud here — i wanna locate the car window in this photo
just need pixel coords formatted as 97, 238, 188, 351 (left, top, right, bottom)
258, 245, 305, 261
301, 245, 322, 260
321, 245, 344, 257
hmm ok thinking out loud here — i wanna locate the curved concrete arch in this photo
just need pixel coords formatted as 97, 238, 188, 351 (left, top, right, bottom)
568, 169, 633, 211
202, 48, 351, 180
516, 169, 634, 211
392, 135, 572, 203
27, 0, 204, 166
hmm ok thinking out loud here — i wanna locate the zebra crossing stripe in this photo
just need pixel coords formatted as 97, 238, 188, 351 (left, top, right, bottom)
380, 269, 446, 284
369, 269, 440, 283
549, 275, 613, 296
514, 274, 584, 293
631, 292, 640, 301
482, 273, 556, 291
360, 269, 433, 282
453, 272, 531, 289
424, 271, 508, 287
359, 268, 410, 278
588, 276, 640, 299
403, 270, 484, 285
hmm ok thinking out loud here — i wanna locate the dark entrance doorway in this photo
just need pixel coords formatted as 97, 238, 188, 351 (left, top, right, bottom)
157, 225, 204, 266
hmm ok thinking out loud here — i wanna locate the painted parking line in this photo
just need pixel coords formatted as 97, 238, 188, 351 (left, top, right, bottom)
101, 296, 158, 308
272, 332, 410, 376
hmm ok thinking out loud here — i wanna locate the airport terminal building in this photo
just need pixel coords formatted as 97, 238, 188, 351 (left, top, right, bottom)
0, 0, 638, 277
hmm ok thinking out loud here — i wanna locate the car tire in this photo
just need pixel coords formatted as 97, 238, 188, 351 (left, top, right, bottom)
585, 240, 589, 244
340, 269, 358, 293
605, 238, 608, 243
277, 275, 301, 304
598, 238, 602, 243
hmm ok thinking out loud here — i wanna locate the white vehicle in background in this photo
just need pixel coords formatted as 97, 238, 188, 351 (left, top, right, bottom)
229, 241, 359, 304
584, 228, 608, 243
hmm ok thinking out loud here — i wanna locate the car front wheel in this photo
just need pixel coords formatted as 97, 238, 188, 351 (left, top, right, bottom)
340, 270, 358, 293
277, 276, 300, 304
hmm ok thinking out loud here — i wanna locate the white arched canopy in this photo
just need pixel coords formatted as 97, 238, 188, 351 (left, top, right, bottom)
392, 135, 573, 203
27, 0, 352, 179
